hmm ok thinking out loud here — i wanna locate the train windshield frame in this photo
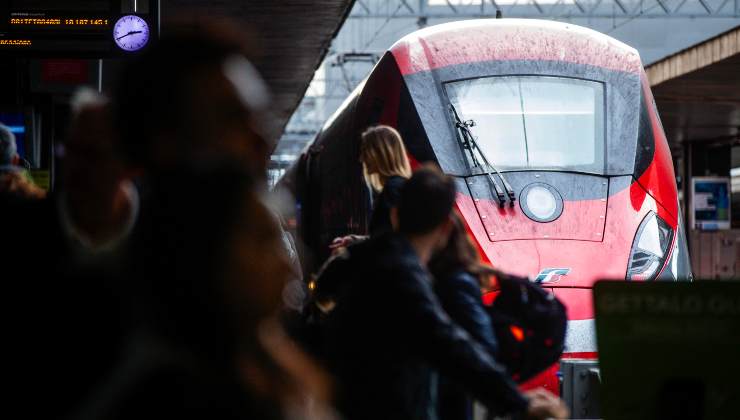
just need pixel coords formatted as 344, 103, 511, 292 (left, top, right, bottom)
445, 75, 606, 175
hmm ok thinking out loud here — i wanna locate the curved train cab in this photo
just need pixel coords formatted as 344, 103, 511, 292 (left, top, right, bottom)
282, 19, 692, 395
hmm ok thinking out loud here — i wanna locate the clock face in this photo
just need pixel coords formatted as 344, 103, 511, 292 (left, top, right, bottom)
113, 15, 150, 52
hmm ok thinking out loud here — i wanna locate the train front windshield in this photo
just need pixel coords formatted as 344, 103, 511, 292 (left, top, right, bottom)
446, 76, 606, 174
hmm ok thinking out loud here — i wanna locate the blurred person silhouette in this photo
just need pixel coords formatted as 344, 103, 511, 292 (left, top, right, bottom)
428, 213, 499, 420
0, 122, 45, 200
111, 19, 272, 180
111, 19, 313, 328
3, 89, 139, 257
264, 189, 306, 314
2, 93, 134, 419
319, 165, 567, 420
95, 19, 336, 420
329, 124, 411, 250
60, 90, 139, 256
77, 168, 335, 420
109, 17, 309, 302
0, 122, 20, 168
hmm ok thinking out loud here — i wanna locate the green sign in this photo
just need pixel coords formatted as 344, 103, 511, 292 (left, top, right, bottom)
594, 280, 740, 420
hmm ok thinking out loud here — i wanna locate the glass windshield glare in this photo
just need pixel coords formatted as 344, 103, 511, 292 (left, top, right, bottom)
446, 76, 605, 174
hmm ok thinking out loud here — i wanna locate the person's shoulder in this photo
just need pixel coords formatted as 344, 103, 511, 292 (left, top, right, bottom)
439, 268, 481, 293
382, 176, 406, 198
385, 237, 434, 290
369, 234, 415, 262
348, 234, 423, 281
385, 175, 406, 189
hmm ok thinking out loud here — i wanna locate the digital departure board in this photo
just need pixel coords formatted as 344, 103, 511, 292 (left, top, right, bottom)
0, 1, 158, 57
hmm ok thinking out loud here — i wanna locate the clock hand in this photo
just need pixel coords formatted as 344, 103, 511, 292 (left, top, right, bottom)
116, 30, 143, 41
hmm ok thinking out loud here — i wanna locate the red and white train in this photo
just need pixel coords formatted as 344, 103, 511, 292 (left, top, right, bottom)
282, 18, 692, 402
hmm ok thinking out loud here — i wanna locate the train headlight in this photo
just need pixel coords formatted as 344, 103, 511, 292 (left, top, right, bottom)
520, 183, 563, 223
627, 212, 674, 281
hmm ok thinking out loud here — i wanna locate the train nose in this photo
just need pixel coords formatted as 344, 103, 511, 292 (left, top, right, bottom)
465, 171, 609, 242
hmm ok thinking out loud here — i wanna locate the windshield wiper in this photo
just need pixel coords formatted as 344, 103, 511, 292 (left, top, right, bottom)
449, 103, 516, 208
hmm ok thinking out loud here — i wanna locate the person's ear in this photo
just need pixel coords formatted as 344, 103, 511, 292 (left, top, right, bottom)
390, 206, 399, 231
11, 154, 19, 166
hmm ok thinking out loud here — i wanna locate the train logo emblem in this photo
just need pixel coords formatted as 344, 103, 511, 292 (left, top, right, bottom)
534, 268, 571, 284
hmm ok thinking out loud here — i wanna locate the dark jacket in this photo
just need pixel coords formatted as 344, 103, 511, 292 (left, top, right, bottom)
1, 195, 128, 419
368, 175, 405, 236
323, 234, 527, 420
434, 268, 499, 420
73, 335, 283, 420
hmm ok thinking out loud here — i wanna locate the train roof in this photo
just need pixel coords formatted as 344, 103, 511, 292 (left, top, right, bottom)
390, 19, 642, 76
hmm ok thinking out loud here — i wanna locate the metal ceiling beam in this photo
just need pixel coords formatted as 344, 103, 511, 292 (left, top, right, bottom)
347, 0, 740, 18
347, 12, 739, 18
698, 0, 714, 13
656, 0, 670, 13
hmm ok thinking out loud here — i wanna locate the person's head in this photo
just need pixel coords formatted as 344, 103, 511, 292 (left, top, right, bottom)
396, 164, 456, 248
428, 212, 495, 288
0, 123, 19, 167
112, 19, 271, 177
359, 125, 411, 192
63, 91, 124, 204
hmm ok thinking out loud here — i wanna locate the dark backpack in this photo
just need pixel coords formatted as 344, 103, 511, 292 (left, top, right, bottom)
294, 246, 361, 361
486, 271, 567, 383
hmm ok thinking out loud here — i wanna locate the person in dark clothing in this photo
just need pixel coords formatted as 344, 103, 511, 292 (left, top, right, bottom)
368, 173, 406, 235
93, 20, 337, 420
75, 167, 337, 420
361, 125, 412, 236
329, 125, 411, 251
111, 20, 272, 180
2, 199, 128, 419
1, 96, 135, 420
429, 213, 500, 420
322, 166, 567, 420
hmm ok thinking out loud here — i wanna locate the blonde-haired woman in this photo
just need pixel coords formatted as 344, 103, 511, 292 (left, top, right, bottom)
360, 124, 412, 236
330, 125, 412, 251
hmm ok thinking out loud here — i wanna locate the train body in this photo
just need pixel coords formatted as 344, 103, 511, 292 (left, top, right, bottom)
282, 19, 692, 397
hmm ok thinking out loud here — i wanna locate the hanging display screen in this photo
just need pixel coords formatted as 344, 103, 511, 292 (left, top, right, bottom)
0, 1, 157, 57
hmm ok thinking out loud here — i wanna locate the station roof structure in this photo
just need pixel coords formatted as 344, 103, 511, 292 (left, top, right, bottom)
647, 25, 740, 147
162, 0, 355, 138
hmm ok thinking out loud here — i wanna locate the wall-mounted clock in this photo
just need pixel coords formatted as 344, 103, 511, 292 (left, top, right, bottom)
113, 15, 150, 52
